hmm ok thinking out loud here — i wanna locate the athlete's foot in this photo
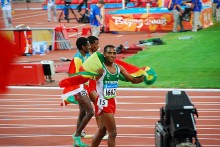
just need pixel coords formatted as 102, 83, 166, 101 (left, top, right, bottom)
73, 134, 89, 147
81, 130, 86, 137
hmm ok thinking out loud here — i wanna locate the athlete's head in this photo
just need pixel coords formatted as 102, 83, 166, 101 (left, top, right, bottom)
97, 0, 105, 8
76, 37, 90, 53
87, 36, 99, 53
103, 45, 116, 63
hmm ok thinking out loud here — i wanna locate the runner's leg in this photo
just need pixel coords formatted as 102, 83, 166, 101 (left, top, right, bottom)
91, 115, 107, 147
75, 91, 94, 136
101, 112, 117, 147
77, 100, 86, 133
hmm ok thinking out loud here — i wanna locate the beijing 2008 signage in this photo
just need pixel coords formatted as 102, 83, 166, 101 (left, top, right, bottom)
112, 16, 167, 27
108, 13, 175, 32
106, 7, 212, 32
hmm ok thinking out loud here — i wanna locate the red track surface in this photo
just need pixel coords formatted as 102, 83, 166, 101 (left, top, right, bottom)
0, 88, 220, 146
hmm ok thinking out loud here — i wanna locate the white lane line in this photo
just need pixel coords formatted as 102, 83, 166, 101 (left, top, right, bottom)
116, 35, 124, 37
0, 146, 219, 147
7, 86, 61, 90
1, 94, 220, 99
0, 109, 219, 113
13, 11, 47, 16
0, 115, 218, 119
0, 11, 46, 20
0, 145, 154, 147
0, 133, 219, 138
0, 94, 61, 97
3, 116, 158, 119
1, 102, 220, 107
7, 86, 220, 92
0, 124, 152, 128
0, 133, 220, 136
0, 134, 153, 137
1, 124, 220, 129
0, 110, 73, 113
0, 117, 219, 121
0, 145, 219, 147
14, 8, 43, 10
0, 98, 61, 100
1, 117, 219, 121
118, 102, 220, 105
0, 94, 160, 98
12, 12, 47, 20
0, 144, 156, 147
0, 116, 78, 119
0, 115, 219, 119
117, 109, 220, 112
0, 107, 220, 111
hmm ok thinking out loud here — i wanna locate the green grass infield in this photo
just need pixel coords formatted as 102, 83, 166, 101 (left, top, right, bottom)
119, 23, 220, 88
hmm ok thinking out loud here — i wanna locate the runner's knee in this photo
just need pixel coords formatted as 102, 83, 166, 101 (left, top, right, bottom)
87, 109, 94, 118
108, 129, 117, 138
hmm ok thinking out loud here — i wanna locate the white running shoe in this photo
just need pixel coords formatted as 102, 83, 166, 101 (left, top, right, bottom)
81, 130, 93, 139
102, 134, 109, 140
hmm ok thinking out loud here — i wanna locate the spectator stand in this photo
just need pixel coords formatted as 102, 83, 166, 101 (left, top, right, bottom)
54, 24, 91, 50
54, 25, 73, 50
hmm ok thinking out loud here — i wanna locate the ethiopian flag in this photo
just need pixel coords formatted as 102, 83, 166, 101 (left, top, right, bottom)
60, 52, 157, 105
60, 52, 157, 87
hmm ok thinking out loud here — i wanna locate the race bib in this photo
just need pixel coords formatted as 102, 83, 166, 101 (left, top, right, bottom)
79, 90, 87, 96
97, 97, 108, 107
104, 82, 118, 98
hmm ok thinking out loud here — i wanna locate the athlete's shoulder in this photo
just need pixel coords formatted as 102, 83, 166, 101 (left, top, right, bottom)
74, 51, 80, 57
74, 51, 83, 59
115, 63, 123, 73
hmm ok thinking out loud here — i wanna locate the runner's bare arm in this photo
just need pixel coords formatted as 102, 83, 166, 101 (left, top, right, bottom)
95, 68, 104, 81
